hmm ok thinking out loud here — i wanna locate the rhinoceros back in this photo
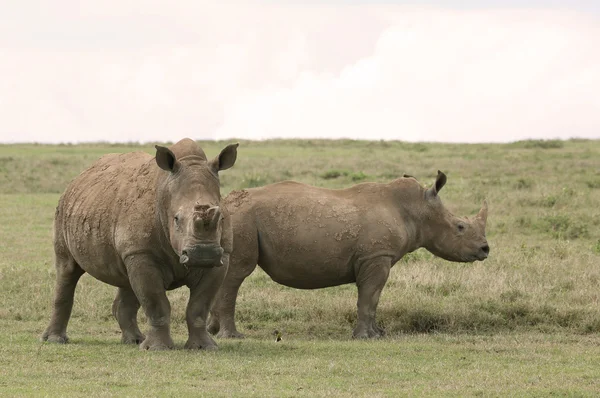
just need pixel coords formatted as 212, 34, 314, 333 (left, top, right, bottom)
54, 152, 160, 286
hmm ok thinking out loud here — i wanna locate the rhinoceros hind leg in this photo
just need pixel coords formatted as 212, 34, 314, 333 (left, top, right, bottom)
41, 253, 85, 344
209, 262, 256, 339
352, 259, 391, 339
112, 287, 145, 344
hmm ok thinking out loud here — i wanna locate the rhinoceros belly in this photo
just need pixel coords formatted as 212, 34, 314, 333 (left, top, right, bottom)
254, 200, 359, 289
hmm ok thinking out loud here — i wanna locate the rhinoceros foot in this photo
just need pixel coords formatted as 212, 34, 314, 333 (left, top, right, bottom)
139, 340, 173, 351
139, 331, 174, 351
42, 334, 69, 344
121, 331, 146, 345
352, 324, 386, 339
185, 333, 218, 350
41, 330, 69, 344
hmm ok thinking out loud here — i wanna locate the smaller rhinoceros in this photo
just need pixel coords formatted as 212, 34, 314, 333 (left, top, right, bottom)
208, 171, 489, 339
42, 138, 238, 350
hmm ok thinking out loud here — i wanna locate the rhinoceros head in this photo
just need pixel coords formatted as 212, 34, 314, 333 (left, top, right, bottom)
155, 139, 238, 268
418, 171, 489, 263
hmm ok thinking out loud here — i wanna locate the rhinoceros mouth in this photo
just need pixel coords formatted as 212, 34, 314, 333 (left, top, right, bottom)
179, 244, 224, 268
465, 252, 488, 262
179, 255, 224, 268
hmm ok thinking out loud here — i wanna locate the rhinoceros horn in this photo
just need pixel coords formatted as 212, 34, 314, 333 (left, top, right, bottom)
476, 200, 488, 228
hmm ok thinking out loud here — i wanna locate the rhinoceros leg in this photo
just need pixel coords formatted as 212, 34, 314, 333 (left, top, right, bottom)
126, 257, 174, 350
112, 287, 145, 345
183, 260, 228, 350
352, 259, 391, 339
208, 259, 257, 339
41, 253, 85, 344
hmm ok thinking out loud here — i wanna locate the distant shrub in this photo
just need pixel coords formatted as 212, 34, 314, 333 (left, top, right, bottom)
500, 289, 529, 303
515, 216, 532, 228
586, 180, 600, 189
551, 241, 571, 260
514, 178, 533, 190
538, 214, 589, 239
564, 223, 589, 239
416, 281, 463, 297
540, 214, 570, 235
541, 195, 558, 208
320, 169, 348, 180
406, 143, 429, 152
48, 158, 72, 166
520, 139, 565, 149
550, 280, 575, 294
594, 240, 600, 255
582, 318, 600, 333
378, 171, 401, 180
242, 174, 271, 188
519, 243, 540, 260
350, 171, 368, 181
282, 169, 293, 177
405, 309, 450, 333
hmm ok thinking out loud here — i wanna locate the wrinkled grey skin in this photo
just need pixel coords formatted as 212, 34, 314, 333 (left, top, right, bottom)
41, 138, 238, 350
208, 171, 489, 339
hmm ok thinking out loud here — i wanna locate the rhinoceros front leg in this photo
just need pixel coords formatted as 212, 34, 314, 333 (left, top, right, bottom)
184, 261, 228, 350
41, 254, 85, 343
126, 257, 174, 350
353, 258, 391, 339
112, 287, 145, 345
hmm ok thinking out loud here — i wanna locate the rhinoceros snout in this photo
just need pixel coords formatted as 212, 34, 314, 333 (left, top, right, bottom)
180, 244, 224, 268
477, 244, 490, 261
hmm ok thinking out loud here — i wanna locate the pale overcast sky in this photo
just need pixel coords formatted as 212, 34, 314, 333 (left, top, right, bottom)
1, 1, 599, 143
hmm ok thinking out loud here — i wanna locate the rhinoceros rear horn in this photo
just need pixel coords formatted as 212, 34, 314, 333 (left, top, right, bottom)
155, 145, 179, 172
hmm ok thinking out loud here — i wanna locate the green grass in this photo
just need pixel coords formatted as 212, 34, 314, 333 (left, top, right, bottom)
1, 138, 600, 396
2, 328, 600, 396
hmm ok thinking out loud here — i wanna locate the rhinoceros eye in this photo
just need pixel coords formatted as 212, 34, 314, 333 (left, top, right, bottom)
457, 223, 466, 233
174, 214, 180, 225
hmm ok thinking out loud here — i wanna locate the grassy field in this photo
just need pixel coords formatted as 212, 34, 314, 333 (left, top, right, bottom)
1, 139, 599, 396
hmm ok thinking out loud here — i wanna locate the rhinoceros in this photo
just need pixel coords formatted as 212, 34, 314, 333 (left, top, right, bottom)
208, 171, 489, 339
41, 138, 238, 350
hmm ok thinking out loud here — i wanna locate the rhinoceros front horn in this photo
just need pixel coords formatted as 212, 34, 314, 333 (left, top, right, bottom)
476, 200, 488, 228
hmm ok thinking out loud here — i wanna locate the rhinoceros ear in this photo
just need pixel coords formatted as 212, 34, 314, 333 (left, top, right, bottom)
155, 145, 179, 172
426, 170, 447, 198
210, 143, 239, 172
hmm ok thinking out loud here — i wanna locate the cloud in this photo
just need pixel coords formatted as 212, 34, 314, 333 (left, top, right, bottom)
215, 8, 600, 142
0, 3, 599, 143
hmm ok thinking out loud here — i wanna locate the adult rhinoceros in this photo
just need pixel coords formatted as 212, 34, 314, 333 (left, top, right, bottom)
42, 138, 238, 350
208, 171, 489, 339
